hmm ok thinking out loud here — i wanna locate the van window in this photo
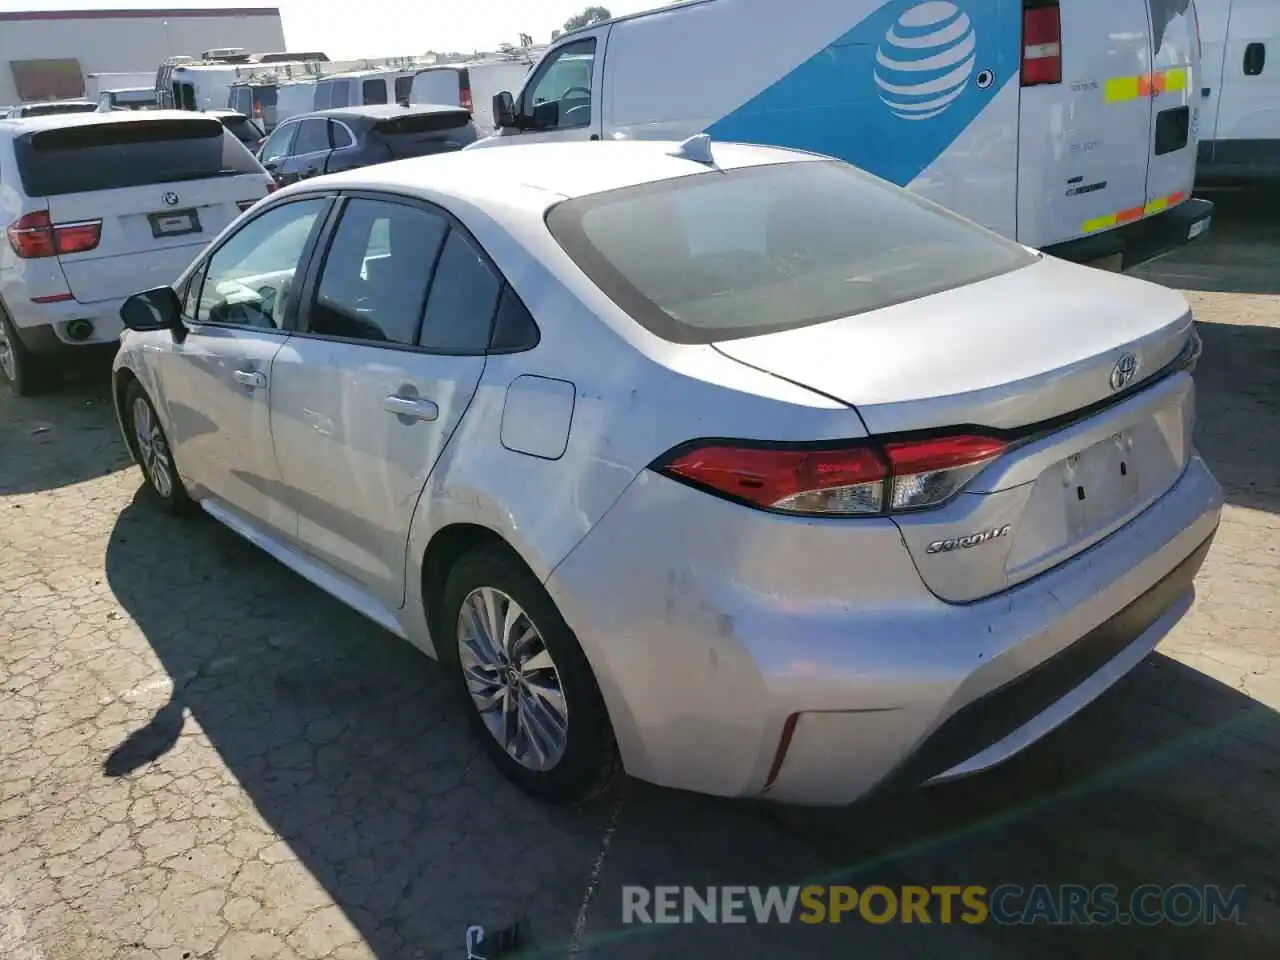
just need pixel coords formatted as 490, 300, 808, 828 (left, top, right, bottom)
176, 82, 196, 111
521, 40, 594, 130
14, 119, 261, 197
232, 87, 252, 114
545, 160, 1038, 345
394, 74, 414, 104
362, 78, 388, 105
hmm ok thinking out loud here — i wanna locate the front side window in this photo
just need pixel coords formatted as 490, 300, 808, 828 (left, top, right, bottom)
195, 198, 327, 328
546, 160, 1038, 344
308, 198, 448, 345
521, 40, 595, 130
259, 122, 297, 164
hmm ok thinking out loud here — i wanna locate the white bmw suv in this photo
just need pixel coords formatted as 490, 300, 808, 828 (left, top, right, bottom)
0, 110, 274, 395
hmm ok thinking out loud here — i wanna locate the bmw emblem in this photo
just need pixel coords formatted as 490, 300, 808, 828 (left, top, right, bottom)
163, 191, 180, 207
1109, 352, 1139, 392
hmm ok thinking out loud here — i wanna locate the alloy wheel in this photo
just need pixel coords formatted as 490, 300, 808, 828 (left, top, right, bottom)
457, 586, 569, 772
132, 396, 174, 499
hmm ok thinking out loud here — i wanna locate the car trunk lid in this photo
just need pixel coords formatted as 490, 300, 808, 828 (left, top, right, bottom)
713, 255, 1198, 602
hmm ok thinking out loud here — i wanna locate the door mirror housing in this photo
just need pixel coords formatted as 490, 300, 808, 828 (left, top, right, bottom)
492, 91, 516, 129
120, 286, 184, 335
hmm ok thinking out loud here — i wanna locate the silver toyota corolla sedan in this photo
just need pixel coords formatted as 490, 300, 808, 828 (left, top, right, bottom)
111, 138, 1223, 806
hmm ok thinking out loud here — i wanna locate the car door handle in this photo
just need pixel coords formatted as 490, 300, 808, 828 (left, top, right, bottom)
233, 369, 267, 389
382, 395, 439, 421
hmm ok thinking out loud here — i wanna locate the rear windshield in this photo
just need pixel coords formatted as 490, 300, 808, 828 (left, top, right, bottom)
372, 111, 471, 136
22, 102, 97, 117
221, 116, 261, 142
545, 160, 1038, 344
15, 119, 261, 197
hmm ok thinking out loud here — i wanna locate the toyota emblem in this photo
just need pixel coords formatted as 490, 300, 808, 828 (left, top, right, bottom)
163, 191, 180, 207
1109, 352, 1139, 392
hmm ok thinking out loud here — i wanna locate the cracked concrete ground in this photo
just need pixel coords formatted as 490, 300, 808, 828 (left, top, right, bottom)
2, 190, 1279, 960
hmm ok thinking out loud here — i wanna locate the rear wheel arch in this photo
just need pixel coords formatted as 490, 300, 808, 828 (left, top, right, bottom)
420, 523, 523, 653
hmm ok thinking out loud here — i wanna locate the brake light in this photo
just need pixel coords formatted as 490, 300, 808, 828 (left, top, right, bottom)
655, 434, 1007, 516
6, 211, 102, 259
1022, 1, 1062, 86
266, 181, 279, 193
460, 84, 473, 113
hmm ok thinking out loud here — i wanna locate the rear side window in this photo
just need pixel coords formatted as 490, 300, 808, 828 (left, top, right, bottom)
362, 78, 388, 105
14, 119, 262, 198
545, 160, 1038, 344
418, 229, 502, 353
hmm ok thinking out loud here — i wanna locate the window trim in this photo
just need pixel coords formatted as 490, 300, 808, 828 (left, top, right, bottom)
180, 193, 336, 334
290, 188, 539, 356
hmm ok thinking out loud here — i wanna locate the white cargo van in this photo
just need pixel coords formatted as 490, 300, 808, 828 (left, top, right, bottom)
1195, 0, 1278, 182
410, 61, 534, 133
471, 0, 1215, 271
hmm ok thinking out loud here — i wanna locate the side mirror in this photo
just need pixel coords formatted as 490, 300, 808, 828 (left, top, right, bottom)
492, 91, 516, 129
120, 286, 184, 335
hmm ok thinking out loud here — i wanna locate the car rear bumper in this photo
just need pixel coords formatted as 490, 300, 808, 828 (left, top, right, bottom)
6, 296, 127, 350
545, 453, 1223, 806
1043, 197, 1215, 273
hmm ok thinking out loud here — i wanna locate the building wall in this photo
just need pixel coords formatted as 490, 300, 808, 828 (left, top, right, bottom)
0, 7, 286, 107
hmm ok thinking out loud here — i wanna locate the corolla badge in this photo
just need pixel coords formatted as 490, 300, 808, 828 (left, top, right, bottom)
1109, 352, 1139, 392
874, 1, 978, 120
163, 191, 180, 207
926, 524, 1011, 555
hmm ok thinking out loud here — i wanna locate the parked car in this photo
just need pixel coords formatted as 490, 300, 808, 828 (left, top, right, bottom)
0, 111, 274, 396
204, 109, 266, 150
256, 104, 477, 186
111, 138, 1221, 805
1195, 0, 1279, 183
5, 100, 98, 119
470, 0, 1214, 273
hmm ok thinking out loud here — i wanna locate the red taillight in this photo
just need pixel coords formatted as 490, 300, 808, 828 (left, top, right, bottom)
6, 211, 101, 259
1022, 1, 1062, 86
655, 434, 1008, 516
266, 181, 279, 193
460, 85, 473, 113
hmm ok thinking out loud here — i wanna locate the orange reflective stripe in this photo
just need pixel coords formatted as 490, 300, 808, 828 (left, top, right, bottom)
1083, 191, 1187, 234
1104, 67, 1191, 102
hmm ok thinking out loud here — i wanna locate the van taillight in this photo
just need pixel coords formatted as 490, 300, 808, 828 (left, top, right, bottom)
6, 211, 102, 259
1022, 0, 1063, 86
460, 84, 473, 113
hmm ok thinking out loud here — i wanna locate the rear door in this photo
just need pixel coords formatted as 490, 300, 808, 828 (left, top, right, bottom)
410, 68, 462, 108
1144, 0, 1201, 214
1017, 0, 1155, 249
270, 194, 491, 607
14, 118, 271, 302
1212, 0, 1280, 175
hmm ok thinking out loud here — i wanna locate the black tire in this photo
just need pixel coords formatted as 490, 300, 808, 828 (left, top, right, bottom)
440, 546, 620, 805
0, 307, 51, 397
123, 379, 194, 515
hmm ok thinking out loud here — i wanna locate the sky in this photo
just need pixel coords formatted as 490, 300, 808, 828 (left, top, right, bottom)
0, 0, 659, 57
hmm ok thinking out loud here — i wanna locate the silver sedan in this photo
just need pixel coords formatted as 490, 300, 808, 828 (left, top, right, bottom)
111, 138, 1223, 805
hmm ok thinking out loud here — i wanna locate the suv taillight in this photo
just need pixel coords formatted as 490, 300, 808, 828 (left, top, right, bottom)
6, 211, 102, 259
1022, 0, 1063, 86
653, 434, 1008, 516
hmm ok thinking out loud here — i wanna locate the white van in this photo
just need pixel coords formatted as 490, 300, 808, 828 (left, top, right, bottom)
410, 61, 534, 133
1195, 0, 1278, 182
470, 0, 1215, 271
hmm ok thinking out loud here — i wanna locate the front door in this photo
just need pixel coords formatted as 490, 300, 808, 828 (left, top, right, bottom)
159, 196, 330, 536
497, 30, 608, 144
270, 194, 495, 608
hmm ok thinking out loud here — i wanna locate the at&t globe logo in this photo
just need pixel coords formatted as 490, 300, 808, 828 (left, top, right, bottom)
874, 1, 978, 121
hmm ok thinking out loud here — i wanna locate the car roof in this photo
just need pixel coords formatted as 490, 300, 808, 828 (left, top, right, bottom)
301, 139, 819, 210
301, 104, 468, 122
0, 108, 221, 134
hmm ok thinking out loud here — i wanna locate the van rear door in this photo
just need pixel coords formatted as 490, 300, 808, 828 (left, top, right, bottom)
1016, 0, 1157, 251
410, 68, 463, 108
1144, 1, 1201, 216
13, 118, 271, 302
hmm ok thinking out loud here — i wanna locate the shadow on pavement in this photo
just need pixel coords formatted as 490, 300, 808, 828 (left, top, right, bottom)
1193, 319, 1280, 514
104, 489, 1280, 959
0, 364, 134, 496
